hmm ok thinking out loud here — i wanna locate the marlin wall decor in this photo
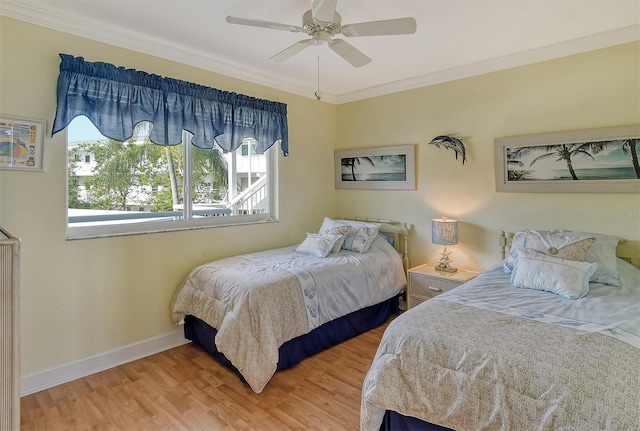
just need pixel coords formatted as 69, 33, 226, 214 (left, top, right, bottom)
428, 135, 467, 165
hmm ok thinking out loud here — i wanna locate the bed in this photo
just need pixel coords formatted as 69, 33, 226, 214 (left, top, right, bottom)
361, 229, 640, 431
170, 217, 408, 394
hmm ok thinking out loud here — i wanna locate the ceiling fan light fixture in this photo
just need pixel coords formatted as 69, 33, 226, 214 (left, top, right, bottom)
311, 31, 331, 45
226, 0, 417, 68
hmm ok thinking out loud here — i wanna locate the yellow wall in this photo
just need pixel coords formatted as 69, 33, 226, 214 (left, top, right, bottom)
337, 42, 640, 271
1, 15, 639, 377
0, 17, 337, 375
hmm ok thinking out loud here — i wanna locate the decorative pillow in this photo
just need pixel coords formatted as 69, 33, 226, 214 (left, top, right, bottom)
504, 229, 620, 286
295, 233, 342, 258
510, 249, 598, 299
334, 219, 382, 253
522, 232, 595, 261
318, 217, 351, 253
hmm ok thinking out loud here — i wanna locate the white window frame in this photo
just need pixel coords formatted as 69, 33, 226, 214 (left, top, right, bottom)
66, 129, 278, 240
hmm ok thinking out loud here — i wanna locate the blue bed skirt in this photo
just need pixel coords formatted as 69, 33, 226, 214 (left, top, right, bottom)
380, 410, 454, 431
184, 295, 399, 380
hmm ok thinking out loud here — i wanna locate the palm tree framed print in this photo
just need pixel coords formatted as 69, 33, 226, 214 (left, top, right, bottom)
335, 144, 415, 190
494, 125, 640, 193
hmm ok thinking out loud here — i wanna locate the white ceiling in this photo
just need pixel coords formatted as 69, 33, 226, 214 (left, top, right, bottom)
1, 0, 639, 104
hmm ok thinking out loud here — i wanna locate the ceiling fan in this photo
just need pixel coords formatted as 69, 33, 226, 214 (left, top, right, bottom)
226, 0, 417, 67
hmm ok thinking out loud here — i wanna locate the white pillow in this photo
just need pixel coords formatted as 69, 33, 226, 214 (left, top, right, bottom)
504, 229, 620, 286
334, 219, 382, 253
504, 231, 526, 273
318, 217, 351, 253
510, 249, 598, 299
583, 233, 621, 286
295, 233, 342, 258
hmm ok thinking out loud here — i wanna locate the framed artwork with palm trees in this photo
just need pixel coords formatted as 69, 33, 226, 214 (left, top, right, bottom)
494, 125, 640, 193
335, 144, 415, 190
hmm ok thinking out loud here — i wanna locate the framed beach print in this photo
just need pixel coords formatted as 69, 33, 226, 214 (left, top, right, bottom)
495, 125, 640, 193
0, 116, 46, 171
335, 144, 415, 190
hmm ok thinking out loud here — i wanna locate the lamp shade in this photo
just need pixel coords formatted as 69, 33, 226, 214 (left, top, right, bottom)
432, 217, 458, 246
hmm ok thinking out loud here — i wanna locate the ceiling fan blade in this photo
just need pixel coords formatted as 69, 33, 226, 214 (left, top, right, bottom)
269, 39, 312, 62
329, 39, 371, 67
226, 16, 304, 33
341, 17, 417, 37
311, 0, 337, 23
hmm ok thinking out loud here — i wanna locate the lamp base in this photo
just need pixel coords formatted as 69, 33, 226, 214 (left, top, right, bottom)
435, 263, 458, 273
435, 245, 457, 273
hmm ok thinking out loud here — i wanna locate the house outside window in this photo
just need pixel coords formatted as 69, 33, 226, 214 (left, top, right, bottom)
241, 142, 258, 157
66, 117, 275, 239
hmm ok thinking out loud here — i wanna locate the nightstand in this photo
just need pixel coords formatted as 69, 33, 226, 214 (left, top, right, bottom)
407, 264, 479, 309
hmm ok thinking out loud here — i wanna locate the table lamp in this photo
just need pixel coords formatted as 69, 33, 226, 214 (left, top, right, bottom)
432, 216, 458, 273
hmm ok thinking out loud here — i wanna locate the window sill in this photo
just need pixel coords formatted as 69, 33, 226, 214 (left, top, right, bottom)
66, 215, 279, 240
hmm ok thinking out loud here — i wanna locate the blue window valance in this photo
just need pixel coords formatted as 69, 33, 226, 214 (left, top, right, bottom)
52, 54, 289, 155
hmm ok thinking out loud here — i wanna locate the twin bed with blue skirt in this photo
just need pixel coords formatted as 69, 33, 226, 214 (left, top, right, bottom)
170, 217, 408, 394
361, 229, 640, 431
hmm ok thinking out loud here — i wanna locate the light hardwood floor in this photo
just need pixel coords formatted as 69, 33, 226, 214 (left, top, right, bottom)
21, 318, 394, 431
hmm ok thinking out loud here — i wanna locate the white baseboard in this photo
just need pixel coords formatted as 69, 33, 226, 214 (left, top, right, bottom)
21, 328, 189, 396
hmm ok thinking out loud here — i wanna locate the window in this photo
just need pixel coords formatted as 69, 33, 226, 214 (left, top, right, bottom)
55, 54, 287, 239
67, 116, 276, 239
241, 142, 258, 157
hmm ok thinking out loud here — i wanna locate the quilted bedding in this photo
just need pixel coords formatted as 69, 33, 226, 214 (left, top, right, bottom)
171, 235, 406, 393
361, 261, 640, 431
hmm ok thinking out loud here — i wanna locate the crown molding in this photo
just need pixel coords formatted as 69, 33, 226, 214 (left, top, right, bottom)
0, 1, 339, 103
1, 1, 637, 105
336, 25, 640, 104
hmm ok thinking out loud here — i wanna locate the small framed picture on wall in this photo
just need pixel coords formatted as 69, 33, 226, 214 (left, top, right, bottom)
0, 116, 46, 171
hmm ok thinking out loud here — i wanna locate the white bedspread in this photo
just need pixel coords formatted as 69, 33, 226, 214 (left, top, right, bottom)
361, 259, 640, 431
171, 235, 406, 393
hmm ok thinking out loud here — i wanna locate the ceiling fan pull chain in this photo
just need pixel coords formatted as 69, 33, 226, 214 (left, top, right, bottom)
315, 56, 323, 100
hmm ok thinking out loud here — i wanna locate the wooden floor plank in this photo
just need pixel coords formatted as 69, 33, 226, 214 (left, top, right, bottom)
21, 317, 394, 430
